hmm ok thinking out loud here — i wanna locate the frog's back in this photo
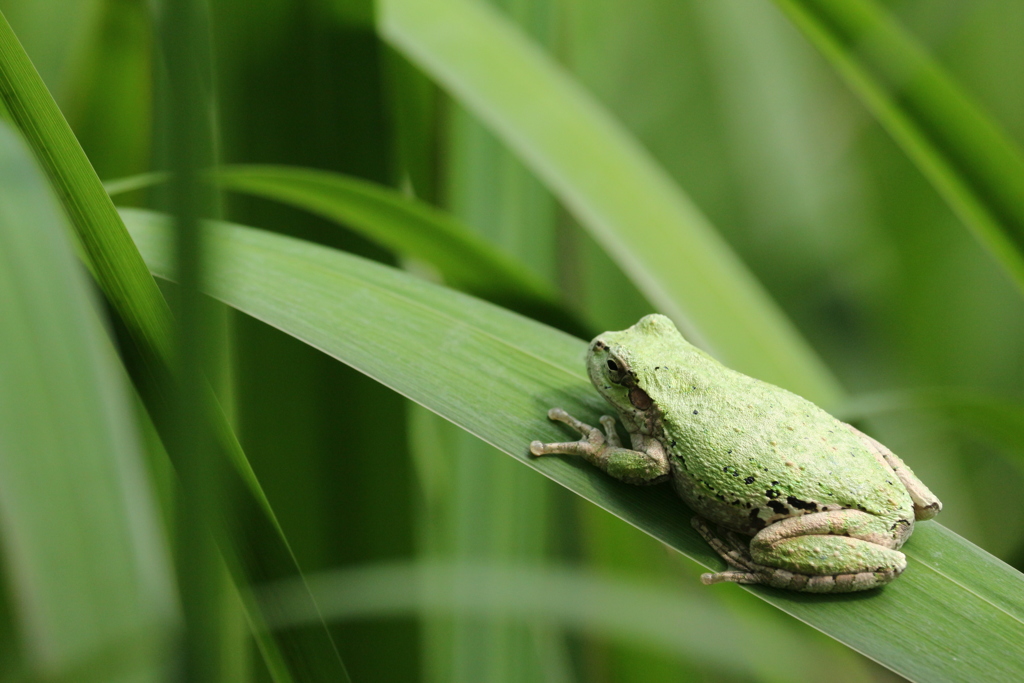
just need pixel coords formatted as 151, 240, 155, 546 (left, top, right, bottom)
638, 345, 913, 533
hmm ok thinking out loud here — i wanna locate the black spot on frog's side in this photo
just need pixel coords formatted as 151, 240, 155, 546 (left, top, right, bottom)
748, 508, 766, 530
765, 489, 780, 499
767, 500, 790, 515
744, 476, 755, 485
786, 496, 818, 512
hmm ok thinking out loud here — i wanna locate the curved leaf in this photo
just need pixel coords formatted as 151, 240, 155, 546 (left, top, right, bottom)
105, 166, 586, 334
123, 206, 1024, 683
771, 0, 1024, 293
377, 0, 842, 408
263, 561, 871, 683
213, 164, 579, 331
0, 12, 350, 680
0, 123, 175, 682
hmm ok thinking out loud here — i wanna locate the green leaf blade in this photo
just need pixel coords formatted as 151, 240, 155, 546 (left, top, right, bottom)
0, 123, 176, 682
263, 561, 870, 683
123, 206, 1024, 683
378, 0, 843, 407
772, 0, 1024, 292
213, 164, 576, 329
0, 7, 171, 357
0, 10, 352, 679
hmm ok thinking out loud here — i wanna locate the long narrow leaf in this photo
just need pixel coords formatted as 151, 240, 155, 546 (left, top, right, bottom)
377, 0, 842, 407
106, 166, 586, 334
104, 171, 169, 197
214, 164, 580, 332
771, 0, 1024, 292
0, 9, 168, 355
0, 11, 349, 681
0, 123, 175, 682
264, 561, 870, 683
124, 207, 1024, 683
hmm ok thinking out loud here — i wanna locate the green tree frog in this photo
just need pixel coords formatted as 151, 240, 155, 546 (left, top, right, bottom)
530, 314, 941, 593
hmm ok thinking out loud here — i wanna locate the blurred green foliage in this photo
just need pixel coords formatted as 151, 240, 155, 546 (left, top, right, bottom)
1, 0, 1023, 681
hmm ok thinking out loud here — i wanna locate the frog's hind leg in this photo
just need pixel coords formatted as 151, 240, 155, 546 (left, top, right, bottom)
696, 511, 907, 592
747, 511, 907, 593
846, 424, 942, 520
691, 517, 761, 585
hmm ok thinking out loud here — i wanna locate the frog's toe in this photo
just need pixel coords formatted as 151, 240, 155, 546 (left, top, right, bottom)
692, 517, 758, 572
545, 408, 598, 436
701, 570, 759, 586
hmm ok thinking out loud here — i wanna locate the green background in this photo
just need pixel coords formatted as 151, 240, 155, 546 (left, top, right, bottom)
0, 0, 1023, 681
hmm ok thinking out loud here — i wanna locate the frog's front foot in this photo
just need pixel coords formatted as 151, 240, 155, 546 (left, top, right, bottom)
530, 408, 621, 459
531, 408, 670, 485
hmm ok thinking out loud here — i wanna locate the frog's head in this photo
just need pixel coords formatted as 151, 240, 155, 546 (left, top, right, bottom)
585, 314, 683, 414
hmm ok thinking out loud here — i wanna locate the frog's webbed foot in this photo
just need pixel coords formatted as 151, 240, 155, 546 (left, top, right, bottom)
691, 517, 761, 585
694, 511, 907, 593
531, 408, 669, 485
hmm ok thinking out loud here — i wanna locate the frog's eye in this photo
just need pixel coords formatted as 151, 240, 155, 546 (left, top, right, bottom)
606, 360, 619, 372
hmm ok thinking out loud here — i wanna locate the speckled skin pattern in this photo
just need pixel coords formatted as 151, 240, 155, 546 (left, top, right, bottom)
531, 314, 942, 593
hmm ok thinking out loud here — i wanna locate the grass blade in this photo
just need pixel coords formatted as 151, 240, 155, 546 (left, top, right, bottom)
213, 164, 579, 331
263, 561, 868, 683
0, 8, 169, 356
0, 122, 175, 682
156, 0, 228, 680
771, 0, 1024, 292
106, 166, 586, 334
0, 10, 350, 680
124, 207, 1024, 683
105, 171, 169, 197
378, 0, 842, 407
